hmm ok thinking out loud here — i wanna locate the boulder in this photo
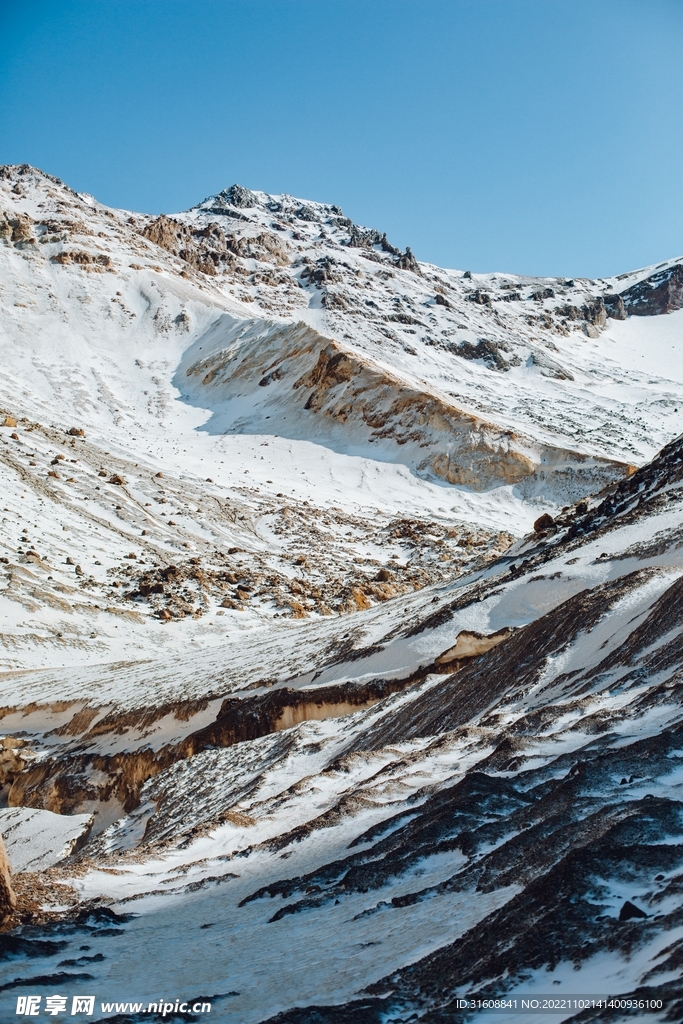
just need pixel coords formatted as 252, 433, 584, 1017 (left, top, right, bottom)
533, 513, 556, 534
619, 900, 647, 922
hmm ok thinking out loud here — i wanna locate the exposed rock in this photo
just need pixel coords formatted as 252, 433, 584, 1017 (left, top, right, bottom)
555, 303, 581, 320
394, 246, 420, 274
221, 184, 258, 208
0, 211, 35, 245
603, 293, 627, 320
619, 900, 647, 922
434, 627, 515, 670
582, 296, 607, 329
51, 251, 112, 269
528, 350, 574, 381
457, 338, 510, 371
467, 289, 492, 306
0, 833, 16, 926
533, 512, 556, 533
619, 263, 683, 316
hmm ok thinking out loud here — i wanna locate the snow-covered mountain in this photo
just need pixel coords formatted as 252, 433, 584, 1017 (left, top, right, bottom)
1, 163, 683, 1022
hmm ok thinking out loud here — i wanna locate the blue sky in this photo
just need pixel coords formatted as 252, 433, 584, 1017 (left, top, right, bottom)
2, 0, 683, 278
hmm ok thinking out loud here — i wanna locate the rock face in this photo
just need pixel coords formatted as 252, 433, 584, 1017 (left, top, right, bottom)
619, 263, 683, 316
0, 833, 16, 926
181, 319, 630, 499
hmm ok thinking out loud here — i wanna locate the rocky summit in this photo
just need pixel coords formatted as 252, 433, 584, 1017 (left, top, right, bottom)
0, 163, 682, 1022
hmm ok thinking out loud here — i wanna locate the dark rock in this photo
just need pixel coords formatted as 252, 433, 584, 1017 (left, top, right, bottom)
435, 293, 450, 307
379, 233, 401, 256
582, 296, 607, 329
603, 293, 627, 320
221, 184, 257, 209
533, 513, 556, 534
619, 900, 647, 921
619, 263, 683, 316
455, 338, 510, 371
467, 289, 492, 305
530, 287, 555, 301
394, 247, 420, 274
555, 304, 582, 320
347, 224, 382, 248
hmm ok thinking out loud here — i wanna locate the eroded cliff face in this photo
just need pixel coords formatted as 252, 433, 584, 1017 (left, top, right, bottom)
183, 319, 631, 499
0, 833, 15, 926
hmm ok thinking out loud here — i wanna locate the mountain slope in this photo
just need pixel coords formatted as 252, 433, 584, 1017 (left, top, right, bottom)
1, 164, 683, 1022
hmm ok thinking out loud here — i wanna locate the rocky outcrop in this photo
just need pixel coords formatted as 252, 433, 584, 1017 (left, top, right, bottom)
619, 263, 683, 316
394, 246, 421, 274
0, 211, 35, 245
141, 214, 229, 275
183, 321, 630, 497
582, 295, 607, 329
0, 832, 16, 926
603, 292, 627, 319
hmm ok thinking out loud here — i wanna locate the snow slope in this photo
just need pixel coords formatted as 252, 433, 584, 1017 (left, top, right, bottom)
0, 164, 683, 1022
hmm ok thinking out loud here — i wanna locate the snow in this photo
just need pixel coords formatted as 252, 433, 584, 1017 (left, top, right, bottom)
0, 806, 93, 873
1, 165, 683, 1022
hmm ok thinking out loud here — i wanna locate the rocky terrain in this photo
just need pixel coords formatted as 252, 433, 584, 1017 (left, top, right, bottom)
0, 164, 682, 1021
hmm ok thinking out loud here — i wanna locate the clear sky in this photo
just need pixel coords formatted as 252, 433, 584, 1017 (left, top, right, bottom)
2, 0, 683, 278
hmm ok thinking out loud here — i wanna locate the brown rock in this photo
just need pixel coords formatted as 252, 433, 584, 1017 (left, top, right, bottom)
533, 513, 556, 534
2, 416, 16, 428
435, 627, 515, 670
0, 834, 15, 925
67, 427, 85, 437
